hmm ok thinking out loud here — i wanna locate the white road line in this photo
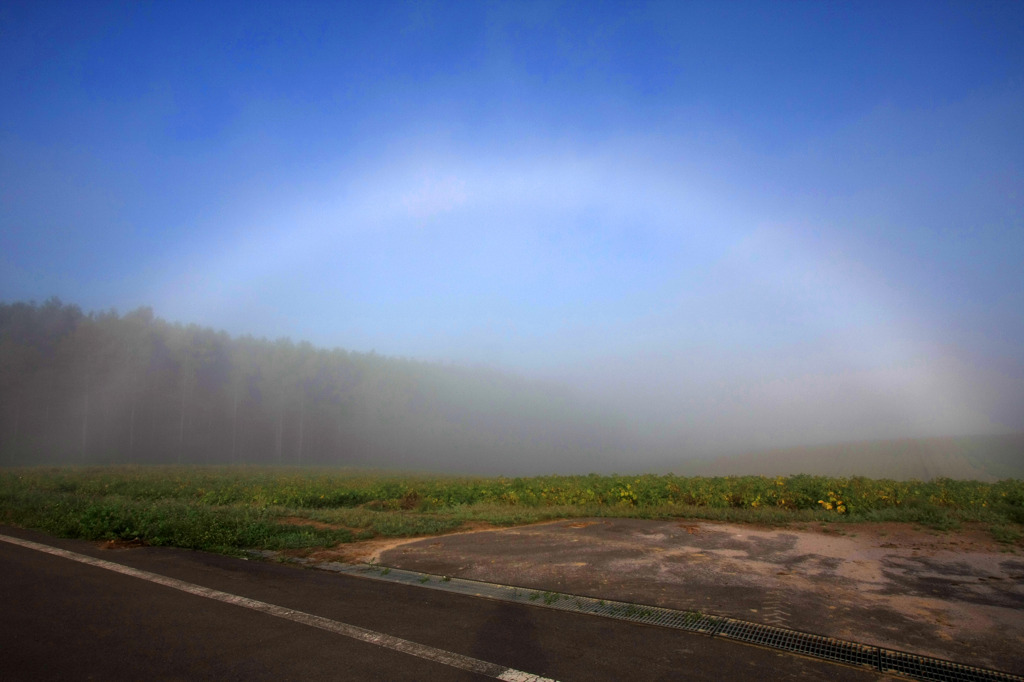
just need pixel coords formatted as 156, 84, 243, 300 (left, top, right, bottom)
0, 533, 557, 682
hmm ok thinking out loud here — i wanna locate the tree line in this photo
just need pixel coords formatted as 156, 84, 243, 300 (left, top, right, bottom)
0, 299, 628, 472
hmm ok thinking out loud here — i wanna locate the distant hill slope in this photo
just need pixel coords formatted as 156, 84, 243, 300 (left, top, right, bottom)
683, 434, 1024, 481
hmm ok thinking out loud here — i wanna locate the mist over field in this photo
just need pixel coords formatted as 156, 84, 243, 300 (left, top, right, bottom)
2, 300, 1021, 479
2, 2, 1022, 475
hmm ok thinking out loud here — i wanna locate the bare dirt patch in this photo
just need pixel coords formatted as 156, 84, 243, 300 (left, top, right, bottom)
563, 520, 606, 529
276, 516, 353, 531
99, 538, 147, 550
316, 518, 1024, 676
307, 520, 554, 565
309, 536, 419, 564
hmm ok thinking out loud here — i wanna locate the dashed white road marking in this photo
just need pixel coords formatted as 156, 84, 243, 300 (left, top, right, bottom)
0, 533, 557, 682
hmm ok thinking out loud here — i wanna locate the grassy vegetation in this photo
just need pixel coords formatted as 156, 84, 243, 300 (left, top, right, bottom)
2, 467, 1022, 554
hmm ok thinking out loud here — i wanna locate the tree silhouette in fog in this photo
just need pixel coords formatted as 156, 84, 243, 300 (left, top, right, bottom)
0, 299, 626, 472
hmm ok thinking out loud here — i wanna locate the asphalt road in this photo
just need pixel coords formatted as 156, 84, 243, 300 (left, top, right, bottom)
0, 526, 884, 681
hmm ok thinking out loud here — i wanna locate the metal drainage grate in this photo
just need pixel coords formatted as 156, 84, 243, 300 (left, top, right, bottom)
712, 618, 879, 669
325, 563, 1023, 682
880, 650, 1023, 682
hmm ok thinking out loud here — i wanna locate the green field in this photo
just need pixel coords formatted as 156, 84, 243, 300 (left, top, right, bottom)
2, 467, 1022, 555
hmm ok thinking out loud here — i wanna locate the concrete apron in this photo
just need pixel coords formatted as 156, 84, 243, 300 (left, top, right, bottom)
307, 518, 1024, 676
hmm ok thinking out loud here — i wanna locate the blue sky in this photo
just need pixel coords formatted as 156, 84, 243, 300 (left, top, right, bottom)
2, 1, 1022, 455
